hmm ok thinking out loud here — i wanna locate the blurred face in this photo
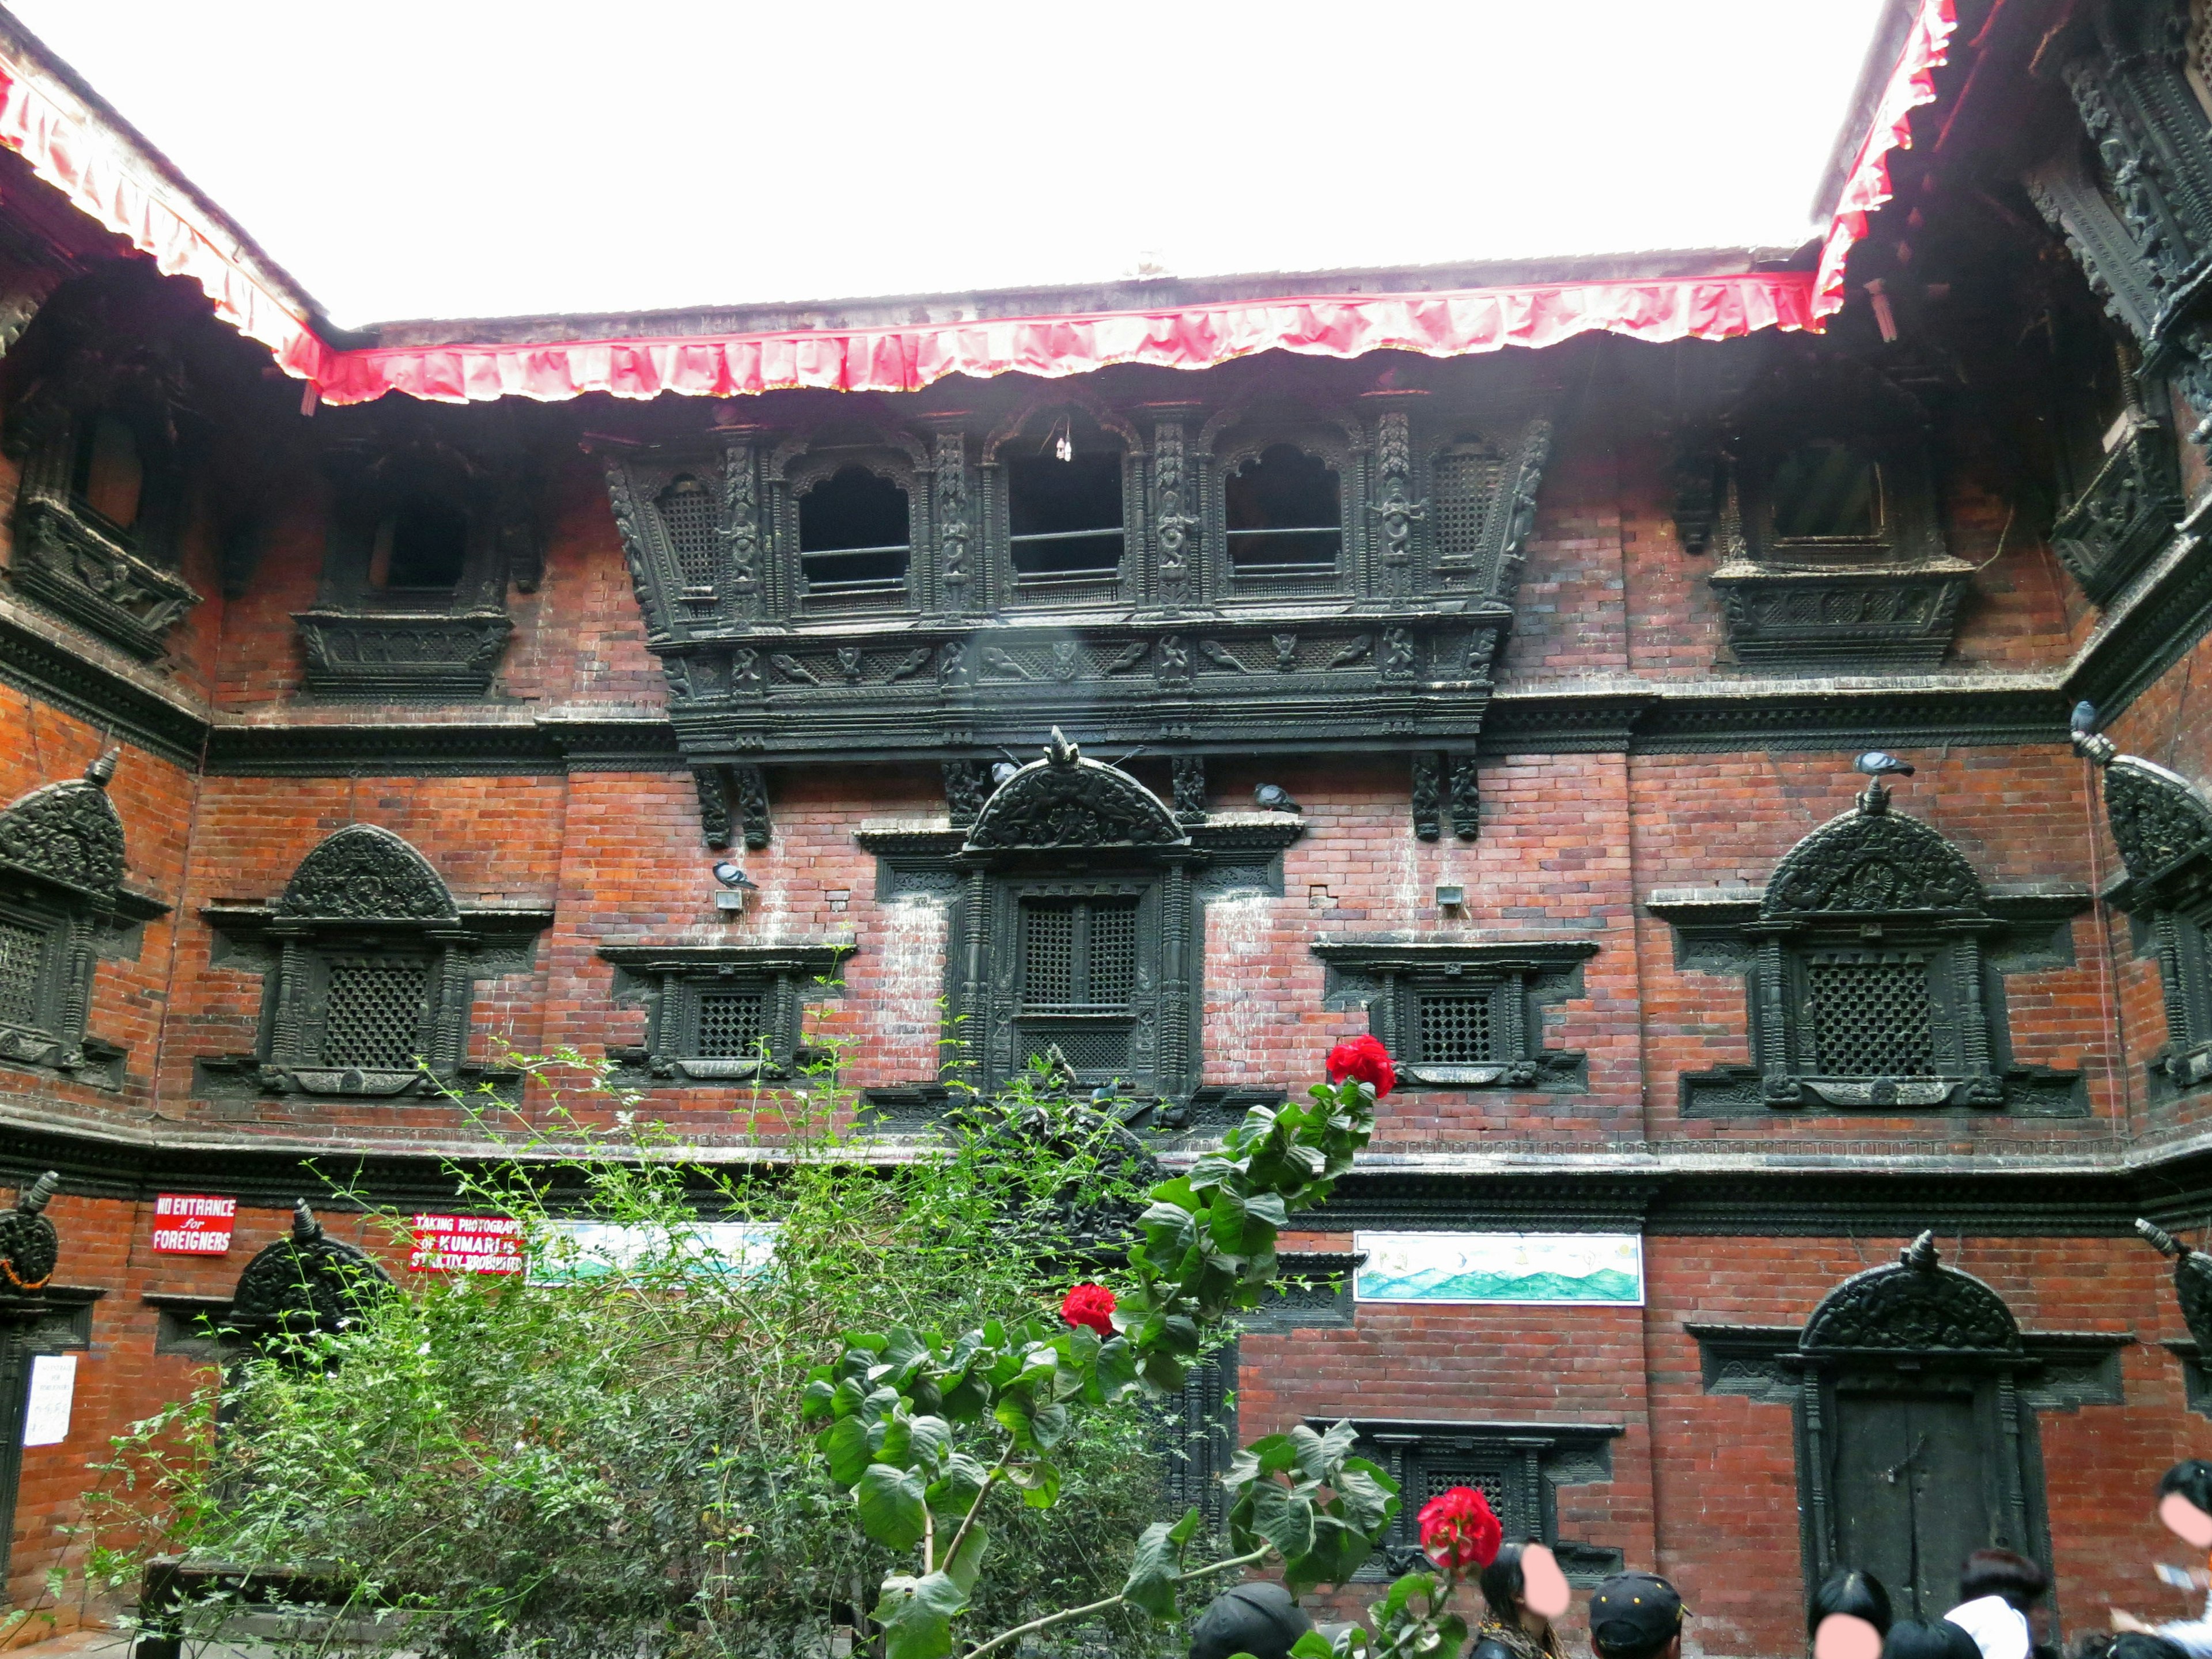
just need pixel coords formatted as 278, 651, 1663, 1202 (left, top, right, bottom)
1520, 1544, 1571, 1621
2163, 1491, 2212, 1549
1813, 1615, 1883, 1659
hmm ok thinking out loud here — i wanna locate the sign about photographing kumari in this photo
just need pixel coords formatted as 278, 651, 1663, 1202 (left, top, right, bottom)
150, 1193, 237, 1255
525, 1219, 781, 1285
21, 1354, 74, 1446
1353, 1232, 1645, 1306
408, 1214, 525, 1275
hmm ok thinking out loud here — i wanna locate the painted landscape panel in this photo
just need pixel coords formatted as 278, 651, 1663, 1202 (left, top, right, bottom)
1354, 1232, 1645, 1306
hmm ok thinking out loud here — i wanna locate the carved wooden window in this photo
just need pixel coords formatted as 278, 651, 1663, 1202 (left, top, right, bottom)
1312, 939, 1597, 1092
1018, 895, 1142, 1074
1431, 441, 1505, 578
656, 475, 722, 593
368, 498, 471, 597
1006, 446, 1124, 586
1794, 948, 1948, 1078
69, 414, 145, 533
1224, 443, 1342, 584
2153, 908, 2212, 1090
198, 825, 548, 1101
798, 465, 911, 596
599, 944, 849, 1085
1767, 441, 1884, 543
1318, 1419, 1623, 1583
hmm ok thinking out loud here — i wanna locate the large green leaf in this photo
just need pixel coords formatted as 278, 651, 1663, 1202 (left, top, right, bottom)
1121, 1506, 1202, 1619
1007, 1458, 1060, 1510
934, 1520, 990, 1592
904, 1414, 952, 1476
820, 1418, 873, 1489
871, 1569, 968, 1659
923, 1453, 989, 1520
1332, 1458, 1399, 1537
855, 1464, 928, 1551
1242, 1482, 1316, 1563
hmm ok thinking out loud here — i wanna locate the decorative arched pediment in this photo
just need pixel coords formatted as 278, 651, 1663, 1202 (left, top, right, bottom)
964, 730, 1188, 853
1800, 1232, 2022, 1355
2102, 755, 2212, 884
230, 1200, 395, 1334
273, 824, 458, 922
1763, 787, 1986, 918
0, 752, 125, 901
0, 1173, 60, 1296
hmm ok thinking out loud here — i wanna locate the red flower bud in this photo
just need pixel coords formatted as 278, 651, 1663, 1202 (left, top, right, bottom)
1418, 1484, 1501, 1571
1060, 1282, 1116, 1338
1325, 1034, 1396, 1098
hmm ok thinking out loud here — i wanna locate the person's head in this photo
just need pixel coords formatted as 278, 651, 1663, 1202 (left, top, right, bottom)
2108, 1637, 2190, 1659
1189, 1582, 1310, 1659
1590, 1571, 1687, 1659
1812, 1569, 1893, 1659
2160, 1461, 2212, 1549
1482, 1541, 1572, 1626
1958, 1550, 2049, 1613
1884, 1620, 1983, 1659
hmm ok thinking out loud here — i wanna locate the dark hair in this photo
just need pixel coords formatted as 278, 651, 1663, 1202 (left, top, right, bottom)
1959, 1550, 2049, 1611
2069, 1637, 2116, 1659
1884, 1620, 1983, 1659
1481, 1541, 1532, 1617
1594, 1630, 1677, 1659
1811, 1570, 1894, 1642
2161, 1460, 2212, 1518
2108, 1637, 2189, 1659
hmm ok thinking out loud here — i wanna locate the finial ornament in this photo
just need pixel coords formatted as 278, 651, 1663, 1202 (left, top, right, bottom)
84, 749, 118, 789
17, 1172, 58, 1214
291, 1198, 321, 1241
2138, 1218, 2212, 1353
1902, 1230, 1939, 1271
1046, 728, 1081, 768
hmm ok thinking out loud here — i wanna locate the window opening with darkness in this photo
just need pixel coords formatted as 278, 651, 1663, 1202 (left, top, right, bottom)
369, 498, 471, 593
0, 916, 49, 1031
1007, 443, 1123, 582
1225, 444, 1342, 574
692, 988, 771, 1059
1769, 441, 1884, 541
317, 957, 431, 1070
799, 466, 911, 593
70, 414, 143, 531
1804, 953, 1937, 1076
1416, 991, 1495, 1065
1018, 896, 1139, 1073
657, 475, 721, 589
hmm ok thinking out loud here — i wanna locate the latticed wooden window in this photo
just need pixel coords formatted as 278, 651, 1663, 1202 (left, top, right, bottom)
1018, 897, 1141, 1073
1432, 449, 1501, 567
656, 476, 721, 589
0, 916, 51, 1032
1803, 952, 1937, 1077
692, 988, 771, 1059
1416, 991, 1495, 1065
317, 957, 433, 1070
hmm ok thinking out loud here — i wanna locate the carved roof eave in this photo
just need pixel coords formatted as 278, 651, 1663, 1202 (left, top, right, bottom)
1309, 937, 1601, 974
200, 904, 555, 944
597, 941, 853, 975
2072, 740, 2212, 912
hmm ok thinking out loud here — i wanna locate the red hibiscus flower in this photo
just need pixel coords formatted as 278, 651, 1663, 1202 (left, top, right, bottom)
1418, 1484, 1502, 1571
1060, 1282, 1117, 1338
1326, 1034, 1396, 1098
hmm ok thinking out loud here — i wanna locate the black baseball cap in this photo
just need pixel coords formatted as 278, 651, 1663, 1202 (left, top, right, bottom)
1590, 1571, 1688, 1656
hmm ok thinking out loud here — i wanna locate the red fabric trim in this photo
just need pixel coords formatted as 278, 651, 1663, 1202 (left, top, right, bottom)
307, 274, 1817, 406
1811, 0, 1957, 320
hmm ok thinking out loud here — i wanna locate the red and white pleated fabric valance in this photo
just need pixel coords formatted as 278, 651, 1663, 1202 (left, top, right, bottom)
0, 0, 1950, 406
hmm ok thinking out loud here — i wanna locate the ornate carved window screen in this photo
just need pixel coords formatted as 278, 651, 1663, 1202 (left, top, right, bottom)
2074, 732, 2212, 1094
1312, 937, 1597, 1092
599, 942, 850, 1085
1655, 781, 2086, 1115
198, 825, 548, 1100
1311, 1418, 1623, 1583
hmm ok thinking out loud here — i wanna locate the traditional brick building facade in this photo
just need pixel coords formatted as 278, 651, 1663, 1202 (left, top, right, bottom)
1, 2, 2211, 1654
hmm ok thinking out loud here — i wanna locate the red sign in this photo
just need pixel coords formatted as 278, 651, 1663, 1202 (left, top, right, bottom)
409, 1214, 524, 1275
151, 1194, 236, 1255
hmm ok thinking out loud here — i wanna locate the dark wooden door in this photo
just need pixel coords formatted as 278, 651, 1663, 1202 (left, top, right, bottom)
1830, 1383, 2000, 1619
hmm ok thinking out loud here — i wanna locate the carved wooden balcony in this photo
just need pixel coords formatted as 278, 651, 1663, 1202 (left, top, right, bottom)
1709, 561, 1975, 669
2050, 416, 2184, 604
293, 610, 515, 698
10, 497, 199, 661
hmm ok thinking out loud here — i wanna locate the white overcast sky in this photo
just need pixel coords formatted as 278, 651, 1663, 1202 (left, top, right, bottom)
9, 1, 1889, 331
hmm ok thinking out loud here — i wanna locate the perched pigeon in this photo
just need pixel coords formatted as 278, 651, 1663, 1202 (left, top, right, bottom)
2071, 699, 2099, 736
1254, 783, 1300, 813
1854, 751, 1915, 778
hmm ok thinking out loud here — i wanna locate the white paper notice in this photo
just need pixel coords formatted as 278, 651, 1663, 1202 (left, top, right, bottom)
22, 1354, 74, 1446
